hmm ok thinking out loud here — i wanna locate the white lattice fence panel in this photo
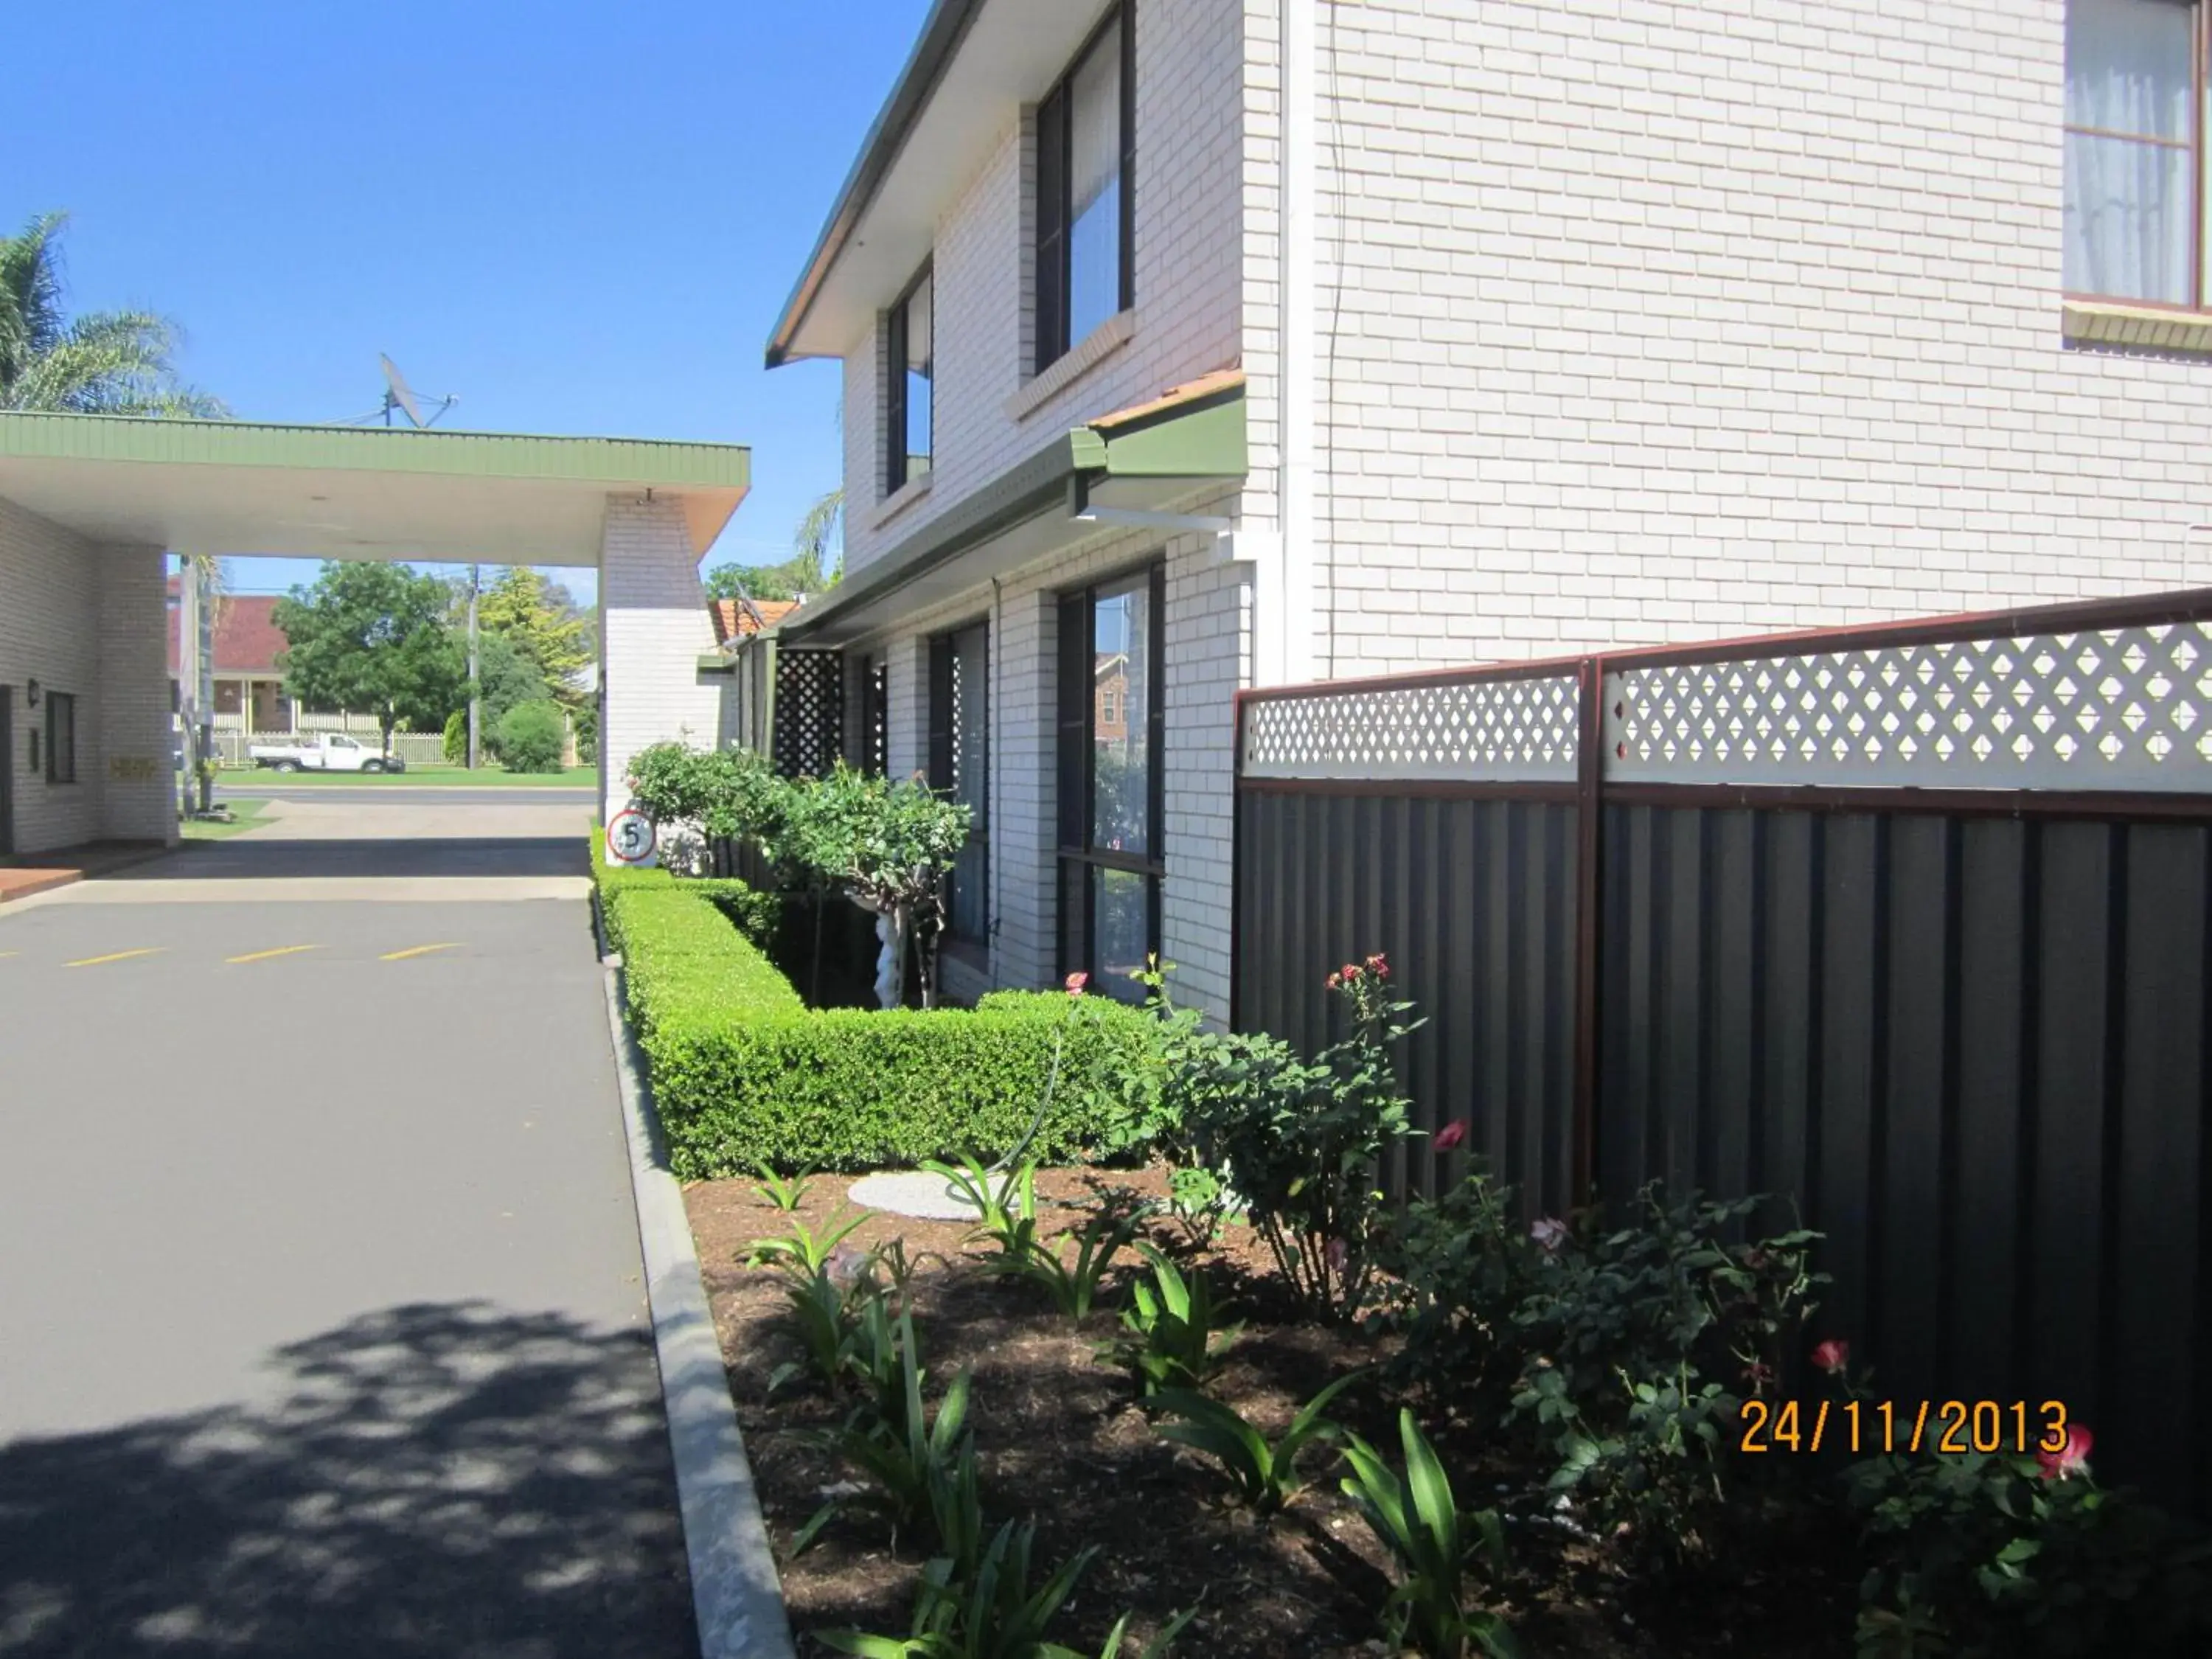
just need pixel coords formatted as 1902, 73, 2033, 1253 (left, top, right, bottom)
1242, 675, 1579, 782
1606, 623, 2212, 791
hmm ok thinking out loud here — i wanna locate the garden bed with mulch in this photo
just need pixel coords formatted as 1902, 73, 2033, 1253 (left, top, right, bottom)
685, 1166, 1856, 1658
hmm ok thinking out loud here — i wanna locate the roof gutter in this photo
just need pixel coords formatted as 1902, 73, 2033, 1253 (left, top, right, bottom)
763, 0, 989, 370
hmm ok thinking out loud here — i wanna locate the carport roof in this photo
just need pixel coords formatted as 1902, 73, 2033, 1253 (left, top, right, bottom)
0, 411, 751, 566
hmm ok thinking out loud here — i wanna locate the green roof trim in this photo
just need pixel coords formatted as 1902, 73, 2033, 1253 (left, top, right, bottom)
777, 383, 1245, 644
0, 411, 750, 489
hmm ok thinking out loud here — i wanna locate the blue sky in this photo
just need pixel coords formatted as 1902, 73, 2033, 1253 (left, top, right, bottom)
2, 0, 931, 606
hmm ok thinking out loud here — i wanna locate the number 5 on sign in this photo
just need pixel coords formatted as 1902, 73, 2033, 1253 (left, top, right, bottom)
605, 808, 657, 867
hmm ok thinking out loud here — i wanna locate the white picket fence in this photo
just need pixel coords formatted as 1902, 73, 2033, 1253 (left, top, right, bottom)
208, 728, 448, 767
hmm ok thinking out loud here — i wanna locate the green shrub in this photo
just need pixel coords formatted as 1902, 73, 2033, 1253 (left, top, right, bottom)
494, 699, 566, 772
597, 850, 1151, 1176
591, 835, 780, 948
442, 708, 467, 763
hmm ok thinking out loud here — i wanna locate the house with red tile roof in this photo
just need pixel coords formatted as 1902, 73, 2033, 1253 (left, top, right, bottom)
708, 594, 800, 646
166, 582, 299, 731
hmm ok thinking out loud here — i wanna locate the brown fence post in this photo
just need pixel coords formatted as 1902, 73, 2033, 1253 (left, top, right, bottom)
1571, 653, 1604, 1207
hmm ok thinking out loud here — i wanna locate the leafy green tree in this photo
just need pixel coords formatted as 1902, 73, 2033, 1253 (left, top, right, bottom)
274, 563, 465, 751
493, 700, 566, 773
784, 762, 968, 1009
472, 630, 554, 725
476, 566, 591, 695
0, 212, 225, 414
703, 561, 800, 603
702, 484, 846, 602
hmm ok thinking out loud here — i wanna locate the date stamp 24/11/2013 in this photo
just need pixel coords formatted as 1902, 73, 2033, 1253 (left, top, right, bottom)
1739, 1398, 2073, 1457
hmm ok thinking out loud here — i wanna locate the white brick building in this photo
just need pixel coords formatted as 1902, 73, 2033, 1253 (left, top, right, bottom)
764, 0, 2212, 1023
0, 414, 749, 858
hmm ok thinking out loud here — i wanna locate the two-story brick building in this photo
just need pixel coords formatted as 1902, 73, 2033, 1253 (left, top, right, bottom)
765, 0, 2212, 1020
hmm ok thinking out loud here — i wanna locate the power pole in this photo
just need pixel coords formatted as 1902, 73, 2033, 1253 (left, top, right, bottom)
467, 563, 481, 769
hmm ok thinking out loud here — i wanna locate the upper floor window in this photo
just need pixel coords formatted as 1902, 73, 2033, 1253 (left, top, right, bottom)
1034, 5, 1134, 372
885, 265, 933, 492
2065, 0, 2205, 307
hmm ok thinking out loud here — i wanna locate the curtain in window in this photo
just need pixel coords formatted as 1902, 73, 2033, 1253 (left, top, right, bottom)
2064, 0, 2195, 304
1067, 19, 1124, 344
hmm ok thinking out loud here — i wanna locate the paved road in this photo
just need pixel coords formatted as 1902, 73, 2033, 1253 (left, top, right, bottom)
218, 784, 597, 808
0, 801, 694, 1658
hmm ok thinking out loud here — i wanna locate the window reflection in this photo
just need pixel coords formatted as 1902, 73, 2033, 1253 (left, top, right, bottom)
1091, 580, 1148, 857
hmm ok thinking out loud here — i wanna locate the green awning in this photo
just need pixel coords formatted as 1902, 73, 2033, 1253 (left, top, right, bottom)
776, 374, 1245, 647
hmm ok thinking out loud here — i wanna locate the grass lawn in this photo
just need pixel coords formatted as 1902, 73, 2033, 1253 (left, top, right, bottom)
216, 764, 594, 787
180, 798, 272, 840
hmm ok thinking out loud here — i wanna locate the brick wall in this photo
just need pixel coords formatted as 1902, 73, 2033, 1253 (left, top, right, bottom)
97, 546, 178, 843
1296, 0, 2212, 677
841, 0, 1249, 576
842, 485, 1246, 1022
598, 493, 720, 822
0, 496, 104, 852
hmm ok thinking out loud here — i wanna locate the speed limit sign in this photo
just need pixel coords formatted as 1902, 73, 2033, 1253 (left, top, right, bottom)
605, 808, 657, 866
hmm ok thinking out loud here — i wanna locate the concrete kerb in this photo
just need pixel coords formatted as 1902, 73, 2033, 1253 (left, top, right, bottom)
595, 897, 797, 1659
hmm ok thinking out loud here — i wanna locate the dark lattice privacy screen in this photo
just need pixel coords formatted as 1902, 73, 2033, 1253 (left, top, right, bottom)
774, 649, 845, 778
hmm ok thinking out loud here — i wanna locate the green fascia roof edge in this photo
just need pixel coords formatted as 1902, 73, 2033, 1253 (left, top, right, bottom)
778, 384, 1245, 643
0, 411, 750, 489
764, 0, 987, 369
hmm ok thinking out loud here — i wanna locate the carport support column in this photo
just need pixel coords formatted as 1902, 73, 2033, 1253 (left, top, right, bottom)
97, 545, 178, 845
599, 493, 720, 827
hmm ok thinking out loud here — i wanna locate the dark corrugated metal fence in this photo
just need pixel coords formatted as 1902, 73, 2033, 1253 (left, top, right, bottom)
1234, 591, 2212, 1507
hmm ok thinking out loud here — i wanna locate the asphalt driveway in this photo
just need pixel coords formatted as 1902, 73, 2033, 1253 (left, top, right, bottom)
0, 801, 695, 1658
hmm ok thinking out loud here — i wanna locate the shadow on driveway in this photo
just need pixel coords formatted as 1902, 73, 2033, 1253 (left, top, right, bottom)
0, 1303, 695, 1659
100, 838, 591, 881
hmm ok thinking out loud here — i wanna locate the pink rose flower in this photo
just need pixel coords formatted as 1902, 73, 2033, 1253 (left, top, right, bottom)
1064, 972, 1089, 995
1530, 1217, 1569, 1252
2039, 1422, 2093, 1481
1810, 1339, 1850, 1375
1366, 952, 1391, 979
1431, 1121, 1469, 1154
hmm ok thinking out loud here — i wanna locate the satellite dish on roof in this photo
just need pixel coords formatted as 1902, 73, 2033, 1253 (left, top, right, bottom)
346, 355, 459, 428
380, 354, 425, 428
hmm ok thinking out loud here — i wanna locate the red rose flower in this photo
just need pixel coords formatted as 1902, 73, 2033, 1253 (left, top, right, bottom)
1431, 1121, 1469, 1153
1810, 1339, 1850, 1375
1366, 952, 1391, 979
2038, 1422, 2093, 1481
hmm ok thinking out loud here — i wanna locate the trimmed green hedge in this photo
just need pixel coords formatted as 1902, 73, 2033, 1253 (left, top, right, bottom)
596, 840, 1153, 1178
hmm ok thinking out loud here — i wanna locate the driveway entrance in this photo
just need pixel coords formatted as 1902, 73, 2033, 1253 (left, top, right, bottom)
0, 794, 695, 1658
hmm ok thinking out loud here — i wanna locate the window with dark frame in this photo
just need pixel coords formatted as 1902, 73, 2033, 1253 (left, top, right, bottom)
1056, 563, 1164, 1004
884, 265, 934, 493
1033, 4, 1135, 374
2064, 0, 2210, 307
928, 622, 990, 948
44, 691, 75, 785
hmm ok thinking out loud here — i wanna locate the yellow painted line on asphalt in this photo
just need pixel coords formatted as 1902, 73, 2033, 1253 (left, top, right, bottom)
380, 942, 463, 961
226, 944, 322, 965
65, 947, 166, 969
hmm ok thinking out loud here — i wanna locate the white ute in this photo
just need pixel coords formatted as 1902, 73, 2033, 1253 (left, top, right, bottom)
248, 733, 407, 774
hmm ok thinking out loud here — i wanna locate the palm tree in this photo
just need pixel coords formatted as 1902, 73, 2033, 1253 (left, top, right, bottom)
0, 212, 226, 415
791, 486, 844, 593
